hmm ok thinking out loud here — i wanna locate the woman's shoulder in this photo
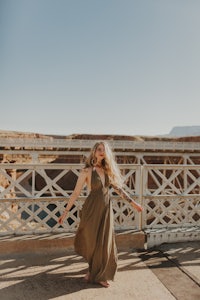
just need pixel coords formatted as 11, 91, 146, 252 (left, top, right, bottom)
81, 166, 92, 175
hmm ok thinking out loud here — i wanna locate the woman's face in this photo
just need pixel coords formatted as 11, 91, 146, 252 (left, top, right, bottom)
95, 143, 105, 161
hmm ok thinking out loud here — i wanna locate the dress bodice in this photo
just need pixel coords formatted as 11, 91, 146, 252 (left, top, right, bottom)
91, 168, 109, 191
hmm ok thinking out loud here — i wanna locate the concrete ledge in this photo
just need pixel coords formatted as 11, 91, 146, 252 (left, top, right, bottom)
116, 230, 145, 251
146, 227, 200, 248
0, 230, 145, 254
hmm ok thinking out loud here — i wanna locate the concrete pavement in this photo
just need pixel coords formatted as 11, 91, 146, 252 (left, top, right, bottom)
0, 234, 199, 300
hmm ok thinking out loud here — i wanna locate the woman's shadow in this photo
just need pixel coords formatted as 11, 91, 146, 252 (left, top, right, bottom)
0, 250, 101, 300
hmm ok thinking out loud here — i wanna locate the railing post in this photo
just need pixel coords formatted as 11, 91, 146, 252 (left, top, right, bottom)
141, 165, 148, 230
135, 165, 144, 231
139, 165, 144, 231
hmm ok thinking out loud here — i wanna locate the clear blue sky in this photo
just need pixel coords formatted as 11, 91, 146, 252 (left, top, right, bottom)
1, 0, 200, 136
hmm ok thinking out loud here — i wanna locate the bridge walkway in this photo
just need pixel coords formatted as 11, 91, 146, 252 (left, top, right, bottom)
0, 234, 199, 300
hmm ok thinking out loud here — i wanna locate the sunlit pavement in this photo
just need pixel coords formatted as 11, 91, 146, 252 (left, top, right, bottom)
0, 239, 199, 300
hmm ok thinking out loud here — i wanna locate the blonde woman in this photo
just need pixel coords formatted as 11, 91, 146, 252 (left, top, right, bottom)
58, 141, 143, 288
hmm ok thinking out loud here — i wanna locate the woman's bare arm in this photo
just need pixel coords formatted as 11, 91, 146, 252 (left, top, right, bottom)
112, 184, 143, 212
58, 168, 88, 223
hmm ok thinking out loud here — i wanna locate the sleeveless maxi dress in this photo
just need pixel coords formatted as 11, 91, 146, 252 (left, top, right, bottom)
74, 168, 118, 283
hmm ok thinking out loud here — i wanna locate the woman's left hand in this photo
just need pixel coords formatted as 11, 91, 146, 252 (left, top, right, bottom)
131, 202, 143, 212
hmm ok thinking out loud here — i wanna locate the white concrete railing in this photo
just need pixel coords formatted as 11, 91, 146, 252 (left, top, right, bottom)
0, 163, 199, 246
142, 165, 200, 226
0, 164, 141, 235
142, 165, 200, 246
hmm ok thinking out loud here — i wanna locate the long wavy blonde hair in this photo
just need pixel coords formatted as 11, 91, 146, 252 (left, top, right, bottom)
85, 141, 124, 188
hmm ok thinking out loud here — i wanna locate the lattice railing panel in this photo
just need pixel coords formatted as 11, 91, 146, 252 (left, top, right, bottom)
112, 197, 138, 230
0, 168, 34, 198
0, 164, 140, 198
0, 196, 138, 235
0, 164, 85, 199
111, 165, 141, 196
144, 196, 200, 229
0, 198, 84, 234
144, 165, 200, 195
0, 163, 200, 236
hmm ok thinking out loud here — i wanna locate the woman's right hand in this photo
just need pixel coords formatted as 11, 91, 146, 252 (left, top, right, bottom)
58, 211, 68, 224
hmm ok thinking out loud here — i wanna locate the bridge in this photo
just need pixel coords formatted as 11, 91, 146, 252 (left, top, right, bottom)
0, 136, 200, 248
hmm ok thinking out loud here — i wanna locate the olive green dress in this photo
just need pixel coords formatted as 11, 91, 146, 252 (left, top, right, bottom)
74, 168, 118, 283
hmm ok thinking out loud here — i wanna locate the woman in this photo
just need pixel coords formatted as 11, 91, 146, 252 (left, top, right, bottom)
58, 141, 143, 288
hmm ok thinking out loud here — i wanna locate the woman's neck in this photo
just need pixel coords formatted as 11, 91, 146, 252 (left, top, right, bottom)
94, 161, 102, 168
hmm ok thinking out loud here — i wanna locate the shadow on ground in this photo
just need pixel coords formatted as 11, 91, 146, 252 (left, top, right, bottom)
0, 242, 199, 300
